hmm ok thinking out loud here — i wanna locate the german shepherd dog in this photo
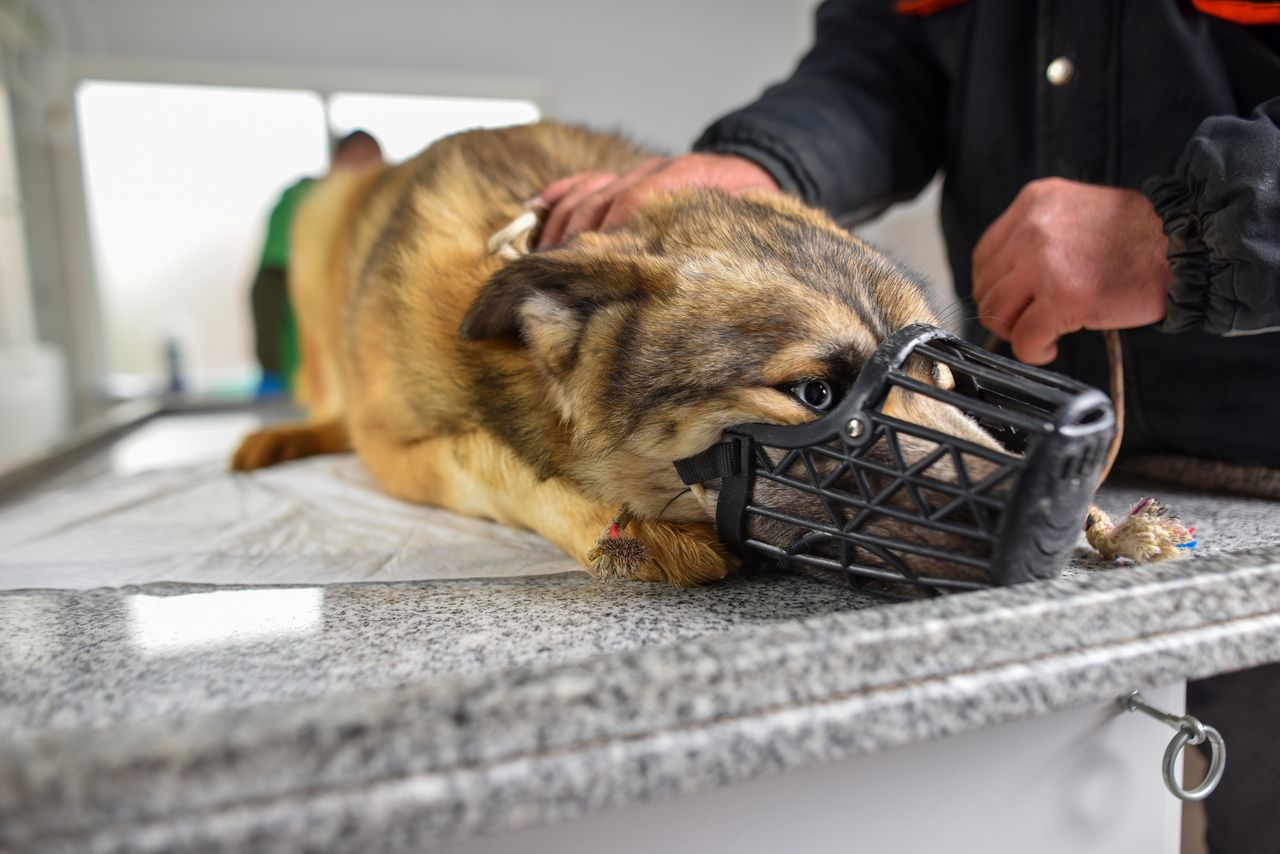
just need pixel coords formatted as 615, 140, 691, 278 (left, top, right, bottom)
232, 123, 997, 586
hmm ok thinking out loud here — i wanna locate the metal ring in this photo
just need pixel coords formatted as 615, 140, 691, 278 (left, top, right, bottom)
1162, 723, 1226, 801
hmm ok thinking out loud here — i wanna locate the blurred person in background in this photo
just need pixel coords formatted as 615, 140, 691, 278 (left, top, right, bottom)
535, 2, 1279, 851
251, 129, 383, 395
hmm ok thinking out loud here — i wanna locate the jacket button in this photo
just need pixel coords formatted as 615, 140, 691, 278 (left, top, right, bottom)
1046, 56, 1075, 86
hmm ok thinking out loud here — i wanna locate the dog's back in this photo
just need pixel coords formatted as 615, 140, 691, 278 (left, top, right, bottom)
288, 123, 651, 434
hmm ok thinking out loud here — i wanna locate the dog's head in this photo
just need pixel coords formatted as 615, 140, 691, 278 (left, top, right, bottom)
462, 189, 1002, 582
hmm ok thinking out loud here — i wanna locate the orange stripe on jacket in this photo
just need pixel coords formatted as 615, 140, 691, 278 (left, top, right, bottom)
893, 0, 968, 16
894, 0, 1280, 24
1192, 0, 1280, 24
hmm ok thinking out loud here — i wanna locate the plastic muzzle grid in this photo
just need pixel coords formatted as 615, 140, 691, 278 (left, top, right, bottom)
673, 324, 1115, 594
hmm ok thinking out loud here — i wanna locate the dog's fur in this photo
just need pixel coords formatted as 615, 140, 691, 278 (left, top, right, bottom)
232, 122, 996, 586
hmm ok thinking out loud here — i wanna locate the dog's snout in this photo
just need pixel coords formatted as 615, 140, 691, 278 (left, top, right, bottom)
739, 381, 1016, 587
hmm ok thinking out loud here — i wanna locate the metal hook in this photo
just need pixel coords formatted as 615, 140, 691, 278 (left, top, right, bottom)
1120, 690, 1226, 801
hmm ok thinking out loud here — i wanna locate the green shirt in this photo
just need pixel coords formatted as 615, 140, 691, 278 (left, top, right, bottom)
259, 177, 316, 270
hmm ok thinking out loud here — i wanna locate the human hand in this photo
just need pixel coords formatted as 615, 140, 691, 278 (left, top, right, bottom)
535, 153, 780, 249
972, 178, 1173, 365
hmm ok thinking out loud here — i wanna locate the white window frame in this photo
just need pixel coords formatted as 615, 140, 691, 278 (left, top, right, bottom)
45, 55, 552, 397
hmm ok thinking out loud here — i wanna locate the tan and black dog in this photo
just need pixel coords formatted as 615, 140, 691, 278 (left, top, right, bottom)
232, 122, 996, 586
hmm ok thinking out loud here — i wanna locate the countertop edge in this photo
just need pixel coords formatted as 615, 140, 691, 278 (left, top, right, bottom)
17, 604, 1280, 853
5, 547, 1280, 851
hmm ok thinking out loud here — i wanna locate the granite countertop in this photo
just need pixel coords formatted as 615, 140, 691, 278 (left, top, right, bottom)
3, 477, 1280, 852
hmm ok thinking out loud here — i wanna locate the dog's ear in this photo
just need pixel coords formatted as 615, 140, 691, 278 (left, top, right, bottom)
461, 254, 571, 341
460, 252, 643, 344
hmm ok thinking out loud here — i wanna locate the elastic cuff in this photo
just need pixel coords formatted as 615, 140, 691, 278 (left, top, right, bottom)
1144, 173, 1215, 334
693, 120, 819, 204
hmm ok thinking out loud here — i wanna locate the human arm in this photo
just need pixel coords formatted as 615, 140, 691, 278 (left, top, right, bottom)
970, 180, 1172, 365
536, 154, 780, 248
973, 98, 1280, 365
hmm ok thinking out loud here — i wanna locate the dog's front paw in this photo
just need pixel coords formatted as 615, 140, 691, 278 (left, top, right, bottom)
587, 518, 651, 579
232, 424, 327, 471
587, 518, 735, 586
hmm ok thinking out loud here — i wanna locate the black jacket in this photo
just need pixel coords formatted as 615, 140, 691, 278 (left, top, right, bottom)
695, 0, 1280, 465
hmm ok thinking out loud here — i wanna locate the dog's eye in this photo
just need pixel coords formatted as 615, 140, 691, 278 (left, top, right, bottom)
789, 379, 835, 412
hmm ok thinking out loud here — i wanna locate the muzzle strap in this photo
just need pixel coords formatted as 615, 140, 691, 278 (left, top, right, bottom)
673, 439, 741, 485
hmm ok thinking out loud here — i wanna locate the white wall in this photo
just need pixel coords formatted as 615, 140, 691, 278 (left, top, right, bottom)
34, 0, 816, 153
0, 76, 36, 348
0, 70, 70, 463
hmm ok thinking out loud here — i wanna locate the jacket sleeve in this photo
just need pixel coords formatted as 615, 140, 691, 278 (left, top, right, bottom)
1145, 98, 1280, 336
692, 0, 947, 224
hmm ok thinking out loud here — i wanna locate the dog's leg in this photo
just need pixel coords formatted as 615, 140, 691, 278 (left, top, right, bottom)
594, 516, 735, 586
356, 427, 734, 586
231, 419, 351, 471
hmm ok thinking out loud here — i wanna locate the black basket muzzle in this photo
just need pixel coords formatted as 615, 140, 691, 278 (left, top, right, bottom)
672, 324, 1115, 593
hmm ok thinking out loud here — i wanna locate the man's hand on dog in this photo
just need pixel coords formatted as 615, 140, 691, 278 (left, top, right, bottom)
972, 178, 1173, 365
535, 153, 779, 249
539, 166, 1172, 369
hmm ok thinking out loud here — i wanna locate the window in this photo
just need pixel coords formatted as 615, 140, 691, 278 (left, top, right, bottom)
76, 80, 329, 393
75, 80, 541, 394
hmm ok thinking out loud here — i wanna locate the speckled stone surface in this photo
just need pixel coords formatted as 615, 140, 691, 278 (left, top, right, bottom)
2, 477, 1280, 852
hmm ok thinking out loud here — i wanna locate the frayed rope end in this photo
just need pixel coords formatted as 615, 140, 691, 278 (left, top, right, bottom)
1084, 498, 1197, 564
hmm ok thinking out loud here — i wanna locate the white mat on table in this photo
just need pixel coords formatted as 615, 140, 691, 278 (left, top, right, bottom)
0, 455, 580, 591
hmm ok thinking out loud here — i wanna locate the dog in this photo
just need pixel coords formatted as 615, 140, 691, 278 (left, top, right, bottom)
232, 122, 998, 586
